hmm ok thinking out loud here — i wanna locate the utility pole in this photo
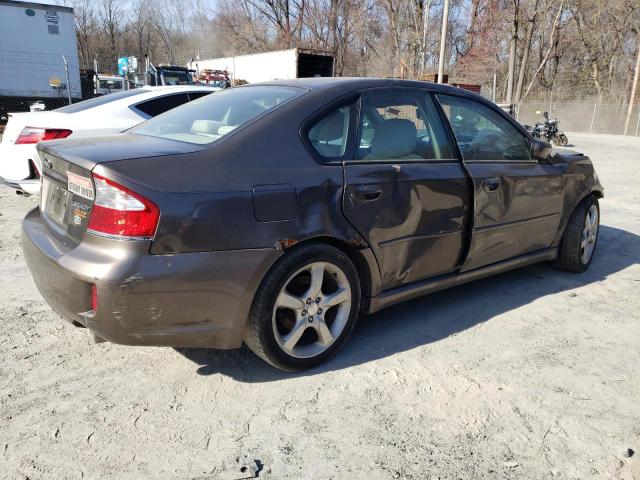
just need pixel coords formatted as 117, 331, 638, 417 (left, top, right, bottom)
62, 55, 72, 105
437, 0, 450, 84
624, 39, 640, 136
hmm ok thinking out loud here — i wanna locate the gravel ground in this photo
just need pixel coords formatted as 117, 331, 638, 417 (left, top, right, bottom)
1, 132, 639, 480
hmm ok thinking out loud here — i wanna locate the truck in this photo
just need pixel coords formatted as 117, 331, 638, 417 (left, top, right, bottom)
195, 69, 232, 89
145, 60, 195, 86
0, 0, 81, 124
93, 74, 125, 95
195, 48, 334, 85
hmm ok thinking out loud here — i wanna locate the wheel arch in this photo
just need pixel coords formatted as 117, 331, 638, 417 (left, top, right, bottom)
553, 190, 601, 247
275, 235, 380, 312
590, 188, 604, 199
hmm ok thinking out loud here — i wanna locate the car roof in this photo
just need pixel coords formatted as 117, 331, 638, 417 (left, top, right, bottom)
252, 77, 486, 102
255, 77, 455, 91
140, 85, 220, 92
51, 85, 219, 116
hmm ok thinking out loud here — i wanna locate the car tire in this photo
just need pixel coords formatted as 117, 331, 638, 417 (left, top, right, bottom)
553, 196, 599, 273
560, 134, 568, 146
244, 243, 361, 371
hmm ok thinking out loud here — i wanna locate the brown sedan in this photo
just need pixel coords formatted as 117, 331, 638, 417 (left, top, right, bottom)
22, 78, 603, 371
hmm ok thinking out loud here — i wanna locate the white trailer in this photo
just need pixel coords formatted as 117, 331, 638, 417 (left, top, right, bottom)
0, 0, 81, 121
195, 48, 334, 85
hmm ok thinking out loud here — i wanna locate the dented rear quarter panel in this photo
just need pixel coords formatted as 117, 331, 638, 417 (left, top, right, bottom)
97, 85, 369, 255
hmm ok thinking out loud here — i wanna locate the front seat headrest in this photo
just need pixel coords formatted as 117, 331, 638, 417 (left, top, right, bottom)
369, 118, 417, 159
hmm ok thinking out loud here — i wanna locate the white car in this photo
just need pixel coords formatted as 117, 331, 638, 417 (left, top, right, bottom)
0, 85, 219, 194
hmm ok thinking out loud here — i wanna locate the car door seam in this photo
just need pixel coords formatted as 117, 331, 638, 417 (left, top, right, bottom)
474, 212, 561, 232
378, 229, 463, 247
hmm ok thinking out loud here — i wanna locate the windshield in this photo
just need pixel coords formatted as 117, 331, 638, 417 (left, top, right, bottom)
55, 89, 149, 113
130, 85, 304, 145
162, 70, 193, 85
99, 79, 123, 89
209, 79, 230, 88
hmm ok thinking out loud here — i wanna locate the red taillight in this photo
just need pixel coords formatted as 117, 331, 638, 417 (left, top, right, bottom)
91, 284, 98, 311
14, 126, 72, 144
87, 174, 159, 239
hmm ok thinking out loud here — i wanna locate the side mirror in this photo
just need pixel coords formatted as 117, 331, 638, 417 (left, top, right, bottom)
531, 138, 552, 160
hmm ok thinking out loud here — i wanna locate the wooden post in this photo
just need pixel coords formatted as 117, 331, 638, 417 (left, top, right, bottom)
589, 104, 597, 135
492, 70, 497, 102
624, 40, 640, 136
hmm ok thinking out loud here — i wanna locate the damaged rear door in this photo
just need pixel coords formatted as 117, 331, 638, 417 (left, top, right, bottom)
342, 88, 471, 291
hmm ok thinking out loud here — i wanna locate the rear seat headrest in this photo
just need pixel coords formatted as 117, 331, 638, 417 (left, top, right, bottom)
370, 118, 417, 158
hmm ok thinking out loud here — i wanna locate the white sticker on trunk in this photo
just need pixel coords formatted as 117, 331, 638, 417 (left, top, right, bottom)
67, 171, 94, 200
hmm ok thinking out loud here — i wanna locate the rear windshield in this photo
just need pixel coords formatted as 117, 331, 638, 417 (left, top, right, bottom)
56, 89, 150, 113
130, 85, 304, 145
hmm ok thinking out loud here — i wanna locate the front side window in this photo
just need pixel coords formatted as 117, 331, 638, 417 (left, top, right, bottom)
437, 94, 532, 161
130, 86, 303, 145
356, 90, 453, 161
307, 104, 352, 158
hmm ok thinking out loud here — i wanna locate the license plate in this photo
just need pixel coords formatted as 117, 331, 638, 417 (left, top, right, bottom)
47, 182, 72, 227
67, 171, 94, 200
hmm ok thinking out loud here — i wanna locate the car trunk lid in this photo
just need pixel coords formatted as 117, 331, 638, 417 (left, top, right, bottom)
36, 134, 200, 248
37, 132, 203, 166
39, 150, 95, 249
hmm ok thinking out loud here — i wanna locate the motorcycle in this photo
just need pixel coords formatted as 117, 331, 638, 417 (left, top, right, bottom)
526, 111, 568, 147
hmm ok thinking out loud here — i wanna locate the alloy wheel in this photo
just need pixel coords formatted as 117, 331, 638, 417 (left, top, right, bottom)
272, 261, 352, 359
581, 204, 599, 263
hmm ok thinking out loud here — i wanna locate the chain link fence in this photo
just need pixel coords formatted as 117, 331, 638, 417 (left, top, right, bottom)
517, 100, 640, 136
3, 72, 640, 137
0, 70, 103, 132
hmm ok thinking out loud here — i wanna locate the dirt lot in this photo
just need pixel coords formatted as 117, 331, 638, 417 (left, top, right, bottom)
1, 132, 639, 479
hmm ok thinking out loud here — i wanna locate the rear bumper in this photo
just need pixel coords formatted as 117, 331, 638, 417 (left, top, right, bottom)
21, 207, 281, 349
0, 142, 40, 181
0, 142, 41, 194
0, 176, 40, 195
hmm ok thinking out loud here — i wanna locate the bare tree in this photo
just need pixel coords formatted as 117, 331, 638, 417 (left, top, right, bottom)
98, 0, 123, 71
64, 0, 640, 104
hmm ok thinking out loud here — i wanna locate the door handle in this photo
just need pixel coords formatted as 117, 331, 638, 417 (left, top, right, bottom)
482, 176, 502, 192
355, 184, 382, 201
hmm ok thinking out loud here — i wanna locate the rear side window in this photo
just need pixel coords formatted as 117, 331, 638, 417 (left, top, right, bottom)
437, 94, 532, 161
188, 91, 213, 101
135, 93, 191, 117
131, 85, 303, 145
307, 104, 352, 158
356, 90, 453, 161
